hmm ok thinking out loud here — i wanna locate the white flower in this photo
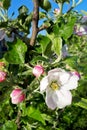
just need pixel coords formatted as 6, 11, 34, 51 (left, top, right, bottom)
40, 68, 79, 110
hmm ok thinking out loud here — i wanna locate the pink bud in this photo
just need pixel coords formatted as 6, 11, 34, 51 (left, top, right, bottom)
10, 88, 25, 104
0, 71, 6, 82
53, 8, 60, 15
33, 65, 44, 78
71, 71, 81, 80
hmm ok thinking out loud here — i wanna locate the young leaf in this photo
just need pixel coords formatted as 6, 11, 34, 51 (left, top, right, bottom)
26, 106, 46, 125
75, 98, 87, 110
4, 39, 27, 64
51, 37, 62, 56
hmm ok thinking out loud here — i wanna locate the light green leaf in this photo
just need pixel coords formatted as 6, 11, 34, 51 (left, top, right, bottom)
4, 39, 27, 64
26, 106, 46, 125
75, 98, 87, 110
51, 37, 62, 56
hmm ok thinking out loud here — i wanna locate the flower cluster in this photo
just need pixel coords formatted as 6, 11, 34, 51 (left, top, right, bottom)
10, 65, 80, 110
39, 68, 80, 110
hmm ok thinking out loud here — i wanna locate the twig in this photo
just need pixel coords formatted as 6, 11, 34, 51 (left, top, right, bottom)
30, 0, 39, 46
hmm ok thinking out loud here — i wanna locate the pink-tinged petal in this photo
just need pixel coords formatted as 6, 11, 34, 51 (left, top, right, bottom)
0, 71, 6, 82
10, 88, 25, 104
33, 65, 44, 78
11, 94, 25, 104
40, 76, 49, 93
71, 71, 80, 80
62, 75, 78, 90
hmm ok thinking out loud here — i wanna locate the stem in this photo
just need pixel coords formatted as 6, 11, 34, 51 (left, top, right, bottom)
59, 3, 63, 15
30, 0, 39, 46
15, 110, 21, 129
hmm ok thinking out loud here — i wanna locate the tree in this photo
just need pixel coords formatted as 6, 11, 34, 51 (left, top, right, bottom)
0, 0, 87, 130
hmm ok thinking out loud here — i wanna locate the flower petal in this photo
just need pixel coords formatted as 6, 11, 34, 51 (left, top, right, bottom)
55, 89, 72, 108
45, 87, 57, 110
59, 72, 70, 85
62, 75, 78, 90
40, 76, 49, 93
46, 87, 72, 109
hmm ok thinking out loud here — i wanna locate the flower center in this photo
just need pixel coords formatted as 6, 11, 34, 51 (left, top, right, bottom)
50, 82, 59, 90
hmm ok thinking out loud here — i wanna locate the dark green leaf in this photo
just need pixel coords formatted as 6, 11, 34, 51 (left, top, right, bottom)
3, 0, 11, 10
1, 121, 17, 130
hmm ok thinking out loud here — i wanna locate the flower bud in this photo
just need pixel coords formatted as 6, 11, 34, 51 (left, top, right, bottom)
53, 8, 60, 15
71, 71, 81, 80
10, 88, 25, 104
33, 65, 44, 78
0, 71, 6, 82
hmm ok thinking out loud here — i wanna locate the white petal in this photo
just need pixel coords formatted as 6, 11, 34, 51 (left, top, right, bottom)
48, 68, 63, 75
45, 87, 57, 110
55, 89, 72, 108
46, 87, 72, 109
62, 75, 78, 90
59, 72, 70, 85
39, 76, 49, 93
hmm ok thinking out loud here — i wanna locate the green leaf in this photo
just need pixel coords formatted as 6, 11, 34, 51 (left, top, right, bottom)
37, 35, 51, 55
51, 37, 62, 56
3, 0, 11, 10
64, 56, 78, 68
4, 39, 27, 64
60, 17, 76, 40
1, 121, 17, 130
26, 106, 46, 125
75, 98, 87, 110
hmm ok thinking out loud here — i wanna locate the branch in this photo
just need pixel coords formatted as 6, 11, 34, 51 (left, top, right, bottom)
30, 0, 39, 46
38, 24, 49, 32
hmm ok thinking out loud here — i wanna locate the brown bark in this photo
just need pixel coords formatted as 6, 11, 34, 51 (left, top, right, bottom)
30, 0, 39, 46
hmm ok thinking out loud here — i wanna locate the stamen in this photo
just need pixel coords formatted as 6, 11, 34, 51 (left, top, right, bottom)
50, 82, 59, 90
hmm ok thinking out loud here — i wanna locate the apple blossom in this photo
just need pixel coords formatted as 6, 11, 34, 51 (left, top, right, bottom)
10, 88, 25, 104
40, 68, 79, 110
53, 8, 60, 15
0, 71, 6, 82
74, 25, 87, 36
33, 65, 44, 78
80, 16, 87, 23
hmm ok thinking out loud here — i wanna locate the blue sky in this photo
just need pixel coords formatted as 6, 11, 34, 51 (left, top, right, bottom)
8, 0, 87, 18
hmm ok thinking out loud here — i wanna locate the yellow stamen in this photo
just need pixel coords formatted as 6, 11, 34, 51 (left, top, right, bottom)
51, 82, 59, 90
